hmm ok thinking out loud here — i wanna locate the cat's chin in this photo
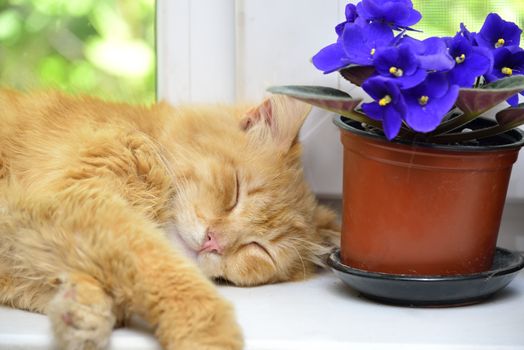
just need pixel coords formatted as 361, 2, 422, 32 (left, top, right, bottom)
196, 252, 223, 279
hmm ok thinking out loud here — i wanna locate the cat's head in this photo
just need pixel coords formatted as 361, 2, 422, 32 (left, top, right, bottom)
167, 96, 340, 286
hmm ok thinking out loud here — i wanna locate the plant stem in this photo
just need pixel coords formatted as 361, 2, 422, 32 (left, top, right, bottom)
429, 125, 508, 143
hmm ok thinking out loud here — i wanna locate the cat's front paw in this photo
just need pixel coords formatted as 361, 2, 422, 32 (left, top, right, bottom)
159, 297, 243, 350
47, 275, 116, 350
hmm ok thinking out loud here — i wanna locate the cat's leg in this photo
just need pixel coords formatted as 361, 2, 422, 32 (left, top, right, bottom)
60, 135, 243, 350
1, 132, 243, 349
47, 273, 115, 350
44, 191, 243, 350
125, 235, 243, 350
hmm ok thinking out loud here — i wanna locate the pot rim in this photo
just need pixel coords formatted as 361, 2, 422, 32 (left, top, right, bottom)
334, 116, 524, 152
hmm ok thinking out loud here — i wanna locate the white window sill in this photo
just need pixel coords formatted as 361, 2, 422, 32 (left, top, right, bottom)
0, 201, 523, 350
0, 271, 523, 350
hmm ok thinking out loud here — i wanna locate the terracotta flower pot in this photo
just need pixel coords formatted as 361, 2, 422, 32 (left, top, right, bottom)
335, 116, 524, 275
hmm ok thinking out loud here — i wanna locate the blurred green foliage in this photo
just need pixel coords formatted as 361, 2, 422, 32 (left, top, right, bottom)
412, 0, 524, 40
0, 0, 155, 104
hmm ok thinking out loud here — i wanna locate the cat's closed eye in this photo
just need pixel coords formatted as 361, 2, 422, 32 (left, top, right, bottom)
243, 241, 273, 262
225, 172, 240, 212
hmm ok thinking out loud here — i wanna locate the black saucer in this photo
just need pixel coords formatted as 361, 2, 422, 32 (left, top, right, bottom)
327, 247, 524, 307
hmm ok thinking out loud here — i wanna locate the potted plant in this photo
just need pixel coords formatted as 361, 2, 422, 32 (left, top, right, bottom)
270, 0, 524, 304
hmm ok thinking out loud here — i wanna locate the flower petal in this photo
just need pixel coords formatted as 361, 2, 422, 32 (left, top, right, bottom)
405, 104, 442, 133
341, 23, 393, 65
400, 36, 425, 54
362, 76, 406, 106
402, 7, 422, 27
476, 13, 501, 48
395, 68, 427, 89
363, 22, 394, 48
477, 13, 523, 49
361, 101, 385, 121
362, 76, 390, 100
312, 42, 351, 74
448, 47, 493, 87
341, 24, 373, 65
382, 107, 403, 140
405, 85, 459, 132
426, 85, 460, 118
345, 3, 358, 22
358, 0, 421, 27
417, 37, 455, 71
506, 94, 520, 106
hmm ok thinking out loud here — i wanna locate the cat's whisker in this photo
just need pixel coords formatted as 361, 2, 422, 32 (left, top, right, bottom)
281, 236, 332, 267
288, 244, 307, 281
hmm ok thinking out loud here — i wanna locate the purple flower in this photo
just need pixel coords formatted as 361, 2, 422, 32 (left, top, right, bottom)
476, 13, 522, 50
312, 22, 393, 73
340, 22, 394, 65
401, 36, 455, 71
335, 4, 359, 36
361, 77, 407, 140
356, 0, 422, 28
485, 47, 524, 81
403, 73, 460, 132
446, 33, 493, 87
311, 37, 352, 74
373, 44, 427, 88
459, 23, 476, 44
484, 47, 524, 106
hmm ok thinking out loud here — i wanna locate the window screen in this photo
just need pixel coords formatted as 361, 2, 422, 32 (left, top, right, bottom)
412, 0, 524, 39
0, 0, 155, 104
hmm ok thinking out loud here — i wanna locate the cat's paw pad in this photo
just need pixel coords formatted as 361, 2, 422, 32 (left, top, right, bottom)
47, 276, 115, 350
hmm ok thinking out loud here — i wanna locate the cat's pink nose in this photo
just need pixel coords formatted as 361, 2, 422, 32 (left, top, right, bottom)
199, 231, 223, 254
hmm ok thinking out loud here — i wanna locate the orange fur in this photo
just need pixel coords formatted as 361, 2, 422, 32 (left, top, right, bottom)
0, 90, 340, 349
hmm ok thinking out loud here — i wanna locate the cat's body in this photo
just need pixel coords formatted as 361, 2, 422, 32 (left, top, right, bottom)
0, 89, 339, 349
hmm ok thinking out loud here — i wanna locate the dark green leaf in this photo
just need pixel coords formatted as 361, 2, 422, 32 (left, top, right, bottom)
268, 85, 380, 127
339, 65, 375, 86
456, 87, 523, 117
430, 104, 524, 143
496, 103, 524, 130
429, 126, 500, 143
431, 77, 524, 135
268, 85, 353, 100
483, 75, 524, 90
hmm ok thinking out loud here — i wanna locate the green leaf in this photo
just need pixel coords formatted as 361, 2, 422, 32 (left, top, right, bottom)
496, 103, 524, 130
484, 75, 524, 89
431, 76, 524, 135
267, 85, 380, 127
339, 65, 375, 87
268, 85, 353, 100
456, 77, 524, 116
429, 104, 524, 144
429, 126, 500, 143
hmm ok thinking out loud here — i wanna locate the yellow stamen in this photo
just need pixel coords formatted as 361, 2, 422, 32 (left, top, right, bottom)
379, 95, 392, 106
502, 67, 513, 76
370, 48, 376, 56
455, 54, 466, 64
495, 38, 505, 48
418, 95, 429, 106
389, 66, 404, 77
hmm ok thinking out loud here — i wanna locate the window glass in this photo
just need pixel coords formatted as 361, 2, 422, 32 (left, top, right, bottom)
0, 0, 155, 104
412, 0, 524, 40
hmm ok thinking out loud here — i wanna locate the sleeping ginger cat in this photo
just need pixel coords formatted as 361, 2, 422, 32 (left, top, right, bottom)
0, 90, 339, 350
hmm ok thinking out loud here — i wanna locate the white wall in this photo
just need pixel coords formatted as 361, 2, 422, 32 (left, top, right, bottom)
156, 0, 524, 199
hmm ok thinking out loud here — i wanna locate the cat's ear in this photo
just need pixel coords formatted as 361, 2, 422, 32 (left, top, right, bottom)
240, 96, 311, 152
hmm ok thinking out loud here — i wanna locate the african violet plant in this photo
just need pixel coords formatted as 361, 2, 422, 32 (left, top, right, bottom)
269, 0, 524, 143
